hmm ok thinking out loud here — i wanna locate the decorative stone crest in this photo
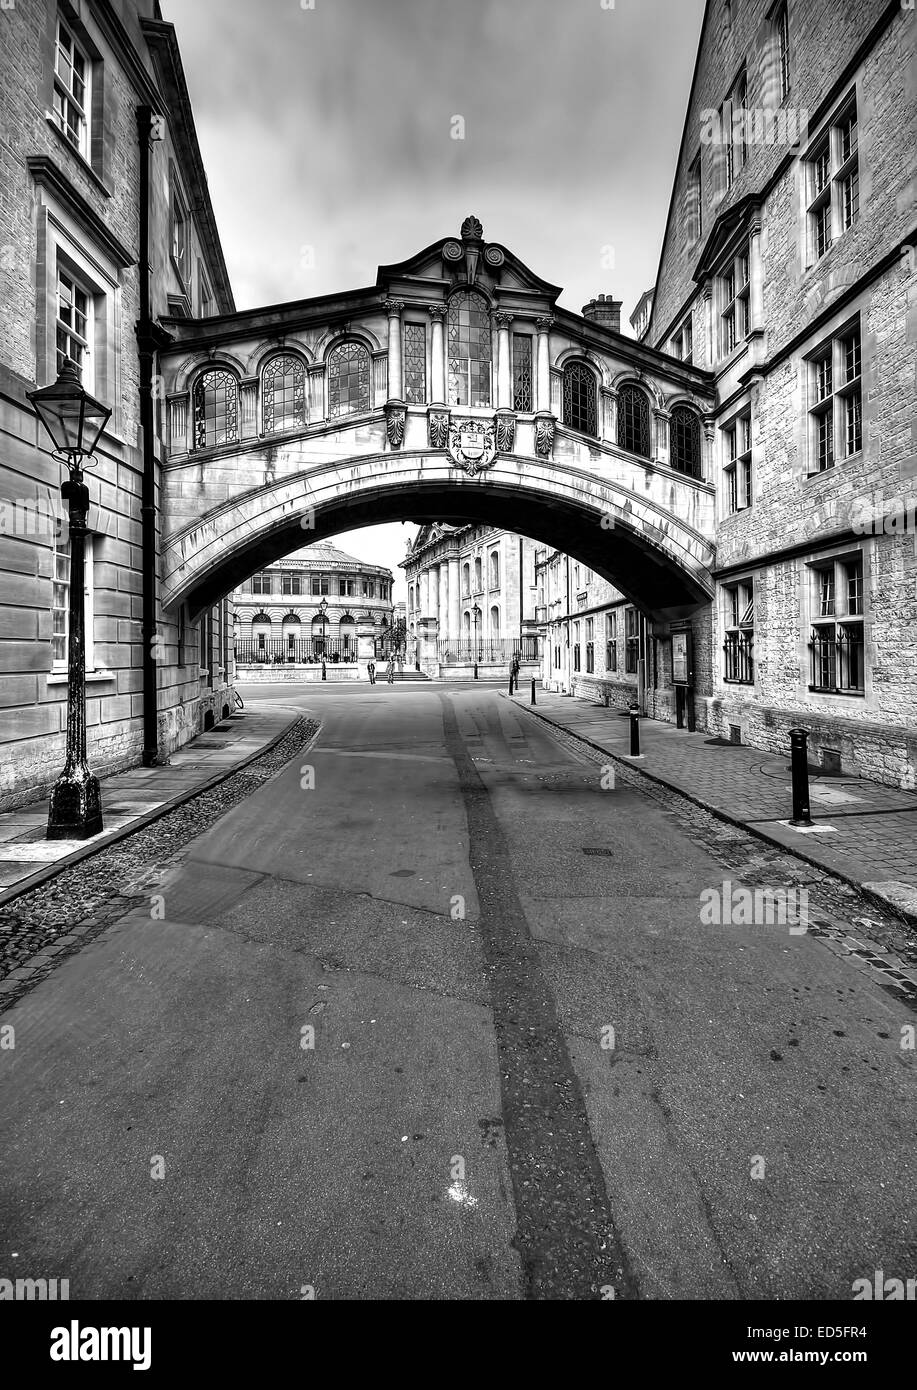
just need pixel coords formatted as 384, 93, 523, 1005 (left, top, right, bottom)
443, 241, 463, 262
428, 408, 450, 450
484, 246, 505, 268
495, 410, 515, 454
384, 401, 406, 449
448, 416, 496, 476
534, 412, 555, 459
460, 214, 484, 241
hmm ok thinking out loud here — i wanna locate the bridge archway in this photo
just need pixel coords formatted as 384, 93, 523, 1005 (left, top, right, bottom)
162, 448, 715, 624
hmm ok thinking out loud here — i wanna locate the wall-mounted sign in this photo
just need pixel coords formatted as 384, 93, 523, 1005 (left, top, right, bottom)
672, 630, 692, 685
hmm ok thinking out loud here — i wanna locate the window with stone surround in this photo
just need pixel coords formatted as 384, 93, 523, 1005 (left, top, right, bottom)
462, 562, 470, 598
447, 290, 492, 407
512, 333, 533, 412
193, 368, 238, 449
808, 554, 864, 694
328, 341, 371, 418
770, 1, 790, 103
310, 574, 330, 596
53, 19, 91, 160
562, 362, 598, 437
169, 166, 190, 290
807, 320, 861, 473
280, 573, 302, 596
720, 65, 747, 191
585, 617, 595, 674
56, 264, 92, 385
51, 532, 94, 672
489, 550, 500, 589
723, 580, 754, 684
403, 322, 426, 404
805, 92, 859, 266
625, 607, 640, 674
617, 384, 651, 458
605, 611, 618, 673
686, 153, 702, 243
723, 410, 752, 513
251, 572, 272, 595
719, 248, 750, 357
670, 317, 693, 364
670, 406, 702, 479
573, 620, 581, 673
262, 354, 306, 435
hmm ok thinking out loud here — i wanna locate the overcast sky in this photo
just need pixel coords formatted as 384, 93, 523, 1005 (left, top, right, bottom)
164, 0, 705, 598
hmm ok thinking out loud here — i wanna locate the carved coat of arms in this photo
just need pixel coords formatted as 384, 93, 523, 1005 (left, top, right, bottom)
448, 417, 495, 476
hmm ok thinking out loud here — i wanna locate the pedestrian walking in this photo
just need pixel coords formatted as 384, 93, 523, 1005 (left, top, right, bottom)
367, 661, 376, 684
387, 659, 395, 684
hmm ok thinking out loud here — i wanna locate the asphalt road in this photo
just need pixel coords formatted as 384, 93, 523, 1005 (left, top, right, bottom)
1, 685, 915, 1300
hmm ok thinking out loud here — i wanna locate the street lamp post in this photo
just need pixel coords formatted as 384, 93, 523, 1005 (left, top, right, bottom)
27, 361, 112, 840
472, 603, 481, 678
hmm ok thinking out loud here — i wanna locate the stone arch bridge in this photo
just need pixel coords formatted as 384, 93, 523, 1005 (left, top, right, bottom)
158, 217, 717, 627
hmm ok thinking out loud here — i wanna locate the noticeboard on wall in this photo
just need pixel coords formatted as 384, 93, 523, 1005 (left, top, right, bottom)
672, 630, 693, 686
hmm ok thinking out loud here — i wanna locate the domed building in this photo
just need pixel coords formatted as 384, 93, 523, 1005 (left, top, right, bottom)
232, 541, 394, 677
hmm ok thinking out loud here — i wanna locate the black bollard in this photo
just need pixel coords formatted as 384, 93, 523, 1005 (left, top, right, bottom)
629, 703, 640, 757
789, 727, 813, 826
530, 678, 536, 706
508, 672, 514, 695
473, 662, 478, 681
321, 661, 327, 681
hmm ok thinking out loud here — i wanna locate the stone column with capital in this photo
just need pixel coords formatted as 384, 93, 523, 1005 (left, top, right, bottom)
439, 563, 450, 642
385, 299, 404, 402
240, 377, 259, 441
448, 556, 461, 640
495, 312, 512, 409
748, 220, 765, 365
429, 305, 447, 403
535, 317, 552, 413
702, 282, 714, 369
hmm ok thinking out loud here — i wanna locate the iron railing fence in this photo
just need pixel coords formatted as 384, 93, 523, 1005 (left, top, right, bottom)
235, 638, 356, 664
436, 637, 540, 663
723, 631, 754, 684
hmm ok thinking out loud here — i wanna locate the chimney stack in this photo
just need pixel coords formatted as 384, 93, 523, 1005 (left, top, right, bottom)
582, 293, 622, 333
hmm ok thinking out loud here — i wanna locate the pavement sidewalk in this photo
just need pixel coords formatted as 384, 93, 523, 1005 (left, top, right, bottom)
0, 700, 301, 904
508, 687, 917, 925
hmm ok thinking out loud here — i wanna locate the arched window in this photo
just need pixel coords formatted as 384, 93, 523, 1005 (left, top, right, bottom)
447, 290, 491, 407
462, 610, 471, 637
282, 612, 302, 662
563, 362, 598, 437
311, 614, 328, 656
262, 353, 306, 435
462, 562, 471, 598
474, 556, 482, 592
252, 610, 272, 659
670, 405, 703, 479
490, 604, 500, 637
328, 341, 371, 418
193, 368, 238, 449
489, 550, 500, 589
617, 384, 651, 457
339, 611, 356, 655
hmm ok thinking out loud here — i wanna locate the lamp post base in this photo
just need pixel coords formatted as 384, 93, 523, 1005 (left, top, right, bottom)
47, 769, 103, 840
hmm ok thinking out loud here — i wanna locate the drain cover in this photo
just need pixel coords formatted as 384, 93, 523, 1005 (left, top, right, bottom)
582, 847, 614, 856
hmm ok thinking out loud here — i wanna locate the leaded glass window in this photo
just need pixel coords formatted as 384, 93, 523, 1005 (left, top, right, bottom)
617, 384, 650, 457
670, 406, 702, 478
193, 369, 239, 450
562, 362, 598, 437
404, 323, 426, 404
447, 290, 491, 407
512, 333, 533, 412
328, 342, 371, 418
262, 354, 306, 434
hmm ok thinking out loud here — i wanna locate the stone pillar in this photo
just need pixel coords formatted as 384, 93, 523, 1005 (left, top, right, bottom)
448, 556, 461, 639
654, 409, 670, 468
749, 220, 764, 330
430, 564, 440, 629
495, 312, 512, 409
535, 317, 552, 412
429, 304, 447, 403
417, 617, 439, 677
702, 282, 714, 368
601, 388, 616, 444
240, 377, 259, 441
385, 299, 404, 402
439, 563, 450, 641
421, 567, 431, 618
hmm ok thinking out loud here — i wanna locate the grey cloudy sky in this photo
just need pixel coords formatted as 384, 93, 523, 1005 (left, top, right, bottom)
164, 0, 705, 596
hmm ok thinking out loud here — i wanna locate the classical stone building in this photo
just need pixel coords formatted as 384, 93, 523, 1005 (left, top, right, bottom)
644, 0, 917, 785
402, 523, 540, 676
232, 540, 393, 679
0, 0, 234, 810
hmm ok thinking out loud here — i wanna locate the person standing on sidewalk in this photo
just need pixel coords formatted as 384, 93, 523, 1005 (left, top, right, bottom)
367, 660, 376, 685
387, 658, 395, 684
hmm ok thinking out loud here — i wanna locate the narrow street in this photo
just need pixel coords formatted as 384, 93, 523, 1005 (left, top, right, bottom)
1, 685, 915, 1300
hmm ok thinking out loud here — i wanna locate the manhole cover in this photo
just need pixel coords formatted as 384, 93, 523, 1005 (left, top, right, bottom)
582, 847, 614, 856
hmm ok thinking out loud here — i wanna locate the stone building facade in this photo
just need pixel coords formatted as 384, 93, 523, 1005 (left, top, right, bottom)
0, 0, 235, 810
402, 523, 541, 676
645, 0, 917, 786
232, 540, 393, 679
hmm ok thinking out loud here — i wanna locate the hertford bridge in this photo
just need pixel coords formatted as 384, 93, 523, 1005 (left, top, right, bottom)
157, 217, 717, 626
